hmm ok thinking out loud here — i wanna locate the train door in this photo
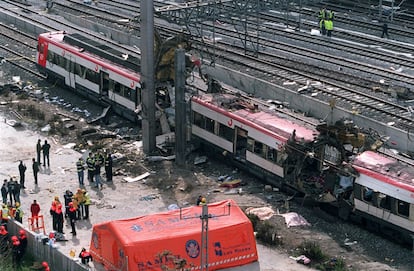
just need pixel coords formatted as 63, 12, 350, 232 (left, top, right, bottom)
100, 71, 110, 96
67, 57, 76, 89
234, 127, 248, 161
36, 39, 47, 67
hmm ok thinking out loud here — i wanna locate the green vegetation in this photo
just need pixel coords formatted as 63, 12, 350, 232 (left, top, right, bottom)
247, 215, 351, 271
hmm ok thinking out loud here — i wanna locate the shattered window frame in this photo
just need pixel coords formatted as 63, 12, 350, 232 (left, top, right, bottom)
218, 122, 234, 142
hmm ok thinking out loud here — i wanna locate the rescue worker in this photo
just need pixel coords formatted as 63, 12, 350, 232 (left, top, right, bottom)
11, 235, 22, 267
199, 197, 207, 206
42, 139, 51, 167
325, 19, 333, 37
32, 157, 40, 185
94, 160, 103, 190
55, 200, 64, 234
79, 247, 93, 264
18, 229, 28, 257
68, 202, 77, 236
319, 19, 326, 35
76, 157, 85, 186
86, 152, 95, 184
326, 9, 334, 21
15, 202, 24, 223
381, 22, 389, 38
73, 188, 85, 219
0, 225, 9, 254
318, 7, 326, 21
63, 190, 73, 218
83, 189, 91, 219
36, 139, 42, 166
1, 203, 10, 227
18, 160, 27, 189
196, 195, 203, 206
50, 196, 58, 231
42, 261, 50, 271
1, 179, 8, 204
104, 152, 113, 182
30, 199, 41, 228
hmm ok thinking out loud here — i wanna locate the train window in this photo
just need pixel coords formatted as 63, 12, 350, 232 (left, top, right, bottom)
69, 61, 75, 73
363, 188, 373, 202
113, 82, 121, 93
47, 51, 55, 64
218, 123, 233, 142
125, 88, 132, 99
266, 146, 277, 162
85, 68, 99, 84
397, 199, 409, 217
192, 112, 203, 127
247, 138, 254, 152
379, 193, 392, 211
57, 55, 66, 68
254, 141, 265, 158
205, 117, 214, 133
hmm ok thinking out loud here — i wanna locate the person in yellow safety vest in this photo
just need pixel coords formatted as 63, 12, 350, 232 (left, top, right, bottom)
199, 197, 207, 206
14, 202, 24, 223
86, 152, 95, 184
318, 7, 326, 21
325, 19, 333, 37
1, 204, 9, 226
82, 189, 91, 220
327, 10, 334, 21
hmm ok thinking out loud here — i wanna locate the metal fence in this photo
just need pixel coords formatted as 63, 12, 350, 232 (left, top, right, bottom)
7, 220, 89, 271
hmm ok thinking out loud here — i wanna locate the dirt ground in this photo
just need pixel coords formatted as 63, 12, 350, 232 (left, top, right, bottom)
0, 82, 405, 271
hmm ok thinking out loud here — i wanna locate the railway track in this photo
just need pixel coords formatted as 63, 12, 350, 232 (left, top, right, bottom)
195, 39, 414, 129
0, 23, 44, 79
3, 0, 414, 137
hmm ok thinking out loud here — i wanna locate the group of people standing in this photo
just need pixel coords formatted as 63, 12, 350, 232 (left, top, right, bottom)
318, 7, 334, 37
50, 188, 91, 236
0, 227, 28, 268
77, 150, 113, 190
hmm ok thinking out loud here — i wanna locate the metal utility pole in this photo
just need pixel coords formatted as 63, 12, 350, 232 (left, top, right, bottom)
141, 0, 156, 154
200, 205, 212, 271
180, 202, 231, 271
174, 49, 186, 166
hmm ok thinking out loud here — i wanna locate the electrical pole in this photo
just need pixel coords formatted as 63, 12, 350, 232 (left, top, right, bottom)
174, 49, 186, 166
141, 0, 156, 154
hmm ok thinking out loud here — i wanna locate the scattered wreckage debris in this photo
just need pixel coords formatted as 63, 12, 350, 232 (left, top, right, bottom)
122, 172, 150, 183
139, 193, 160, 201
87, 105, 111, 124
278, 212, 311, 228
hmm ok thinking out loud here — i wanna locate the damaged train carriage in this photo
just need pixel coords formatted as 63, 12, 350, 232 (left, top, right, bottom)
191, 94, 393, 214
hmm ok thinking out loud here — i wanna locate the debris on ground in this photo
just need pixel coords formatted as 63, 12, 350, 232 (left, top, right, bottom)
122, 172, 150, 183
278, 212, 311, 228
245, 207, 275, 220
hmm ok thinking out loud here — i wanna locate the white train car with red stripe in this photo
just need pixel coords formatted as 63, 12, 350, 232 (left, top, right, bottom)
351, 151, 414, 243
190, 92, 327, 191
190, 92, 414, 246
36, 31, 141, 121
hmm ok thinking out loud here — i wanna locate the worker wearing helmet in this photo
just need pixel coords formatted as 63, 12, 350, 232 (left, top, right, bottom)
42, 261, 50, 271
0, 225, 9, 253
18, 229, 28, 256
68, 202, 77, 236
199, 197, 207, 206
15, 202, 24, 223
